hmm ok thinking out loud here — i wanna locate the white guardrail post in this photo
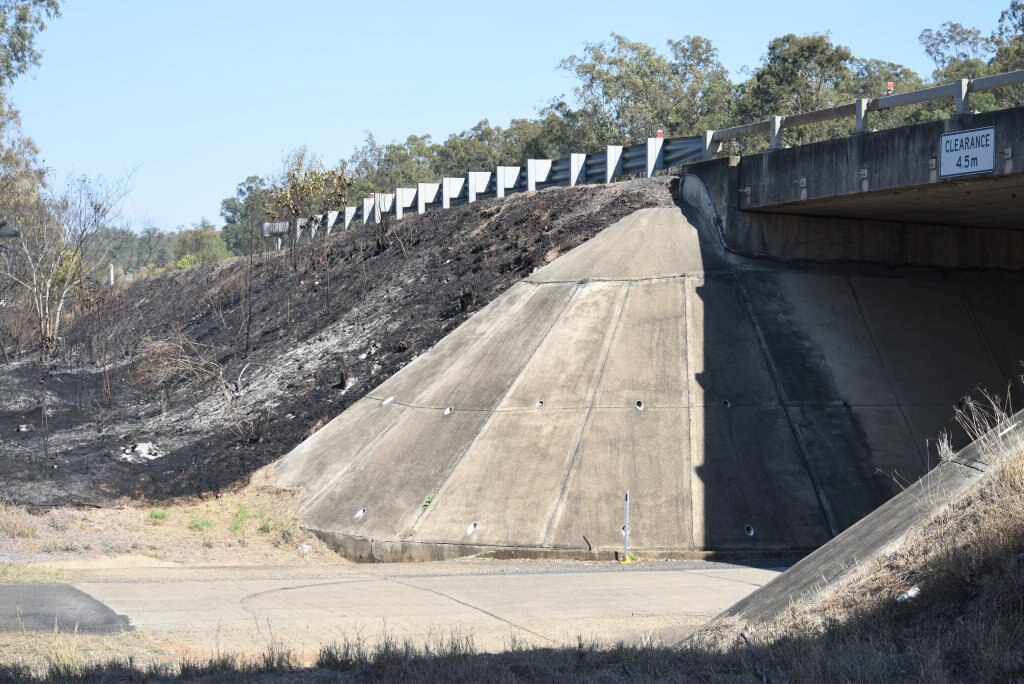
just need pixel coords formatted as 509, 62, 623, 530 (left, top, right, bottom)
343, 207, 356, 231
646, 136, 664, 177
375, 194, 394, 222
467, 171, 491, 203
361, 197, 376, 226
417, 182, 440, 214
605, 145, 623, 183
496, 166, 520, 197
394, 188, 417, 219
570, 153, 586, 186
442, 177, 465, 209
527, 159, 553, 191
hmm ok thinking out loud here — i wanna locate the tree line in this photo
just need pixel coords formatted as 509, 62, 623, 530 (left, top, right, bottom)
2, 1, 1024, 362
92, 4, 1024, 280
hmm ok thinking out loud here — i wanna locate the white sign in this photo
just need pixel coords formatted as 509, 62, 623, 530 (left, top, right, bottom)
940, 126, 995, 177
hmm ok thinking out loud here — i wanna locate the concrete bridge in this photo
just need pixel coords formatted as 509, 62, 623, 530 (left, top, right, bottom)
276, 86, 1024, 563
686, 106, 1024, 269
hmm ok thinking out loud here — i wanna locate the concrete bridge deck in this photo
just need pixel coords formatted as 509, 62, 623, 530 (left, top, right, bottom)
685, 106, 1024, 269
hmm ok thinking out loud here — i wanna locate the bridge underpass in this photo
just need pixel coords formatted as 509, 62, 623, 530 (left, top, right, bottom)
687, 106, 1024, 268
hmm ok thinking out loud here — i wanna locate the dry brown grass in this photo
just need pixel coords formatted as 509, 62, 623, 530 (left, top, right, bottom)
716, 394, 1024, 681
0, 466, 341, 573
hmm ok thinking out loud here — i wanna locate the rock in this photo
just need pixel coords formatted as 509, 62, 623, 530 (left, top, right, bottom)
16, 424, 34, 432
298, 543, 312, 556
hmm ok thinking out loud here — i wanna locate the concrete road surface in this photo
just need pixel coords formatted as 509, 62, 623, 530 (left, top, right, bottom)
2, 559, 784, 656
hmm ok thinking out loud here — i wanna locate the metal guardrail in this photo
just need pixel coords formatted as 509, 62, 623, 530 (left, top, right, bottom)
705, 69, 1024, 157
263, 69, 1024, 243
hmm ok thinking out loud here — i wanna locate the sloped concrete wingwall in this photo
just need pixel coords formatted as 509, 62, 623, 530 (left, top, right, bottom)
275, 200, 1024, 562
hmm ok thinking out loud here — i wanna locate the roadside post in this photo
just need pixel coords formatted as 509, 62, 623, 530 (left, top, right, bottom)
624, 490, 630, 560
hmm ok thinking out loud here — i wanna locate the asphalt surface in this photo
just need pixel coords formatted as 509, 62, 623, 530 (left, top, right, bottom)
0, 584, 130, 634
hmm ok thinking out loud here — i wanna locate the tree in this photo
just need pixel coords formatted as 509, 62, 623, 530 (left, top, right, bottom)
175, 218, 230, 267
0, 175, 125, 358
920, 21, 995, 81
266, 147, 350, 252
849, 58, 936, 129
348, 133, 437, 197
738, 33, 854, 147
557, 33, 680, 143
0, 1, 61, 91
992, 2, 1024, 106
666, 35, 736, 134
220, 175, 270, 255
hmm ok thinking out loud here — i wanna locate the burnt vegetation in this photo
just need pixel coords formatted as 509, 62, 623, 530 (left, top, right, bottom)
0, 179, 674, 506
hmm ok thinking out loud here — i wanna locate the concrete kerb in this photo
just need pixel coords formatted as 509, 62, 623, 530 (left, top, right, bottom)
722, 409, 1024, 626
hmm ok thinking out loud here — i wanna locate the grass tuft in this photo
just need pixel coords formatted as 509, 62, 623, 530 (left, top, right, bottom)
188, 513, 214, 532
146, 509, 168, 524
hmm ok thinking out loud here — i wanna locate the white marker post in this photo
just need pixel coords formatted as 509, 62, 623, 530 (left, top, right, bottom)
623, 490, 630, 559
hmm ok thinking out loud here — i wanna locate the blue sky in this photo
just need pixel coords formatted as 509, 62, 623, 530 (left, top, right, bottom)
8, 0, 1012, 230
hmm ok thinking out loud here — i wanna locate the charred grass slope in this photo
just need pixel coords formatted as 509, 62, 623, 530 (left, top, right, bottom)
0, 179, 674, 506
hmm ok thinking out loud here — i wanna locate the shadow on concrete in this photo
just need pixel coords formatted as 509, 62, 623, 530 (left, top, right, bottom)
682, 189, 1024, 560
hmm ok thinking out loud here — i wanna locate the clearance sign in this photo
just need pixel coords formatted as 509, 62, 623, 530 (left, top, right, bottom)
940, 126, 995, 178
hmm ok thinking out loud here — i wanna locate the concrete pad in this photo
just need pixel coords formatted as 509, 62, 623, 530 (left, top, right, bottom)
547, 407, 692, 551
850, 276, 1005, 405
530, 208, 705, 282
415, 410, 588, 547
499, 281, 627, 410
693, 405, 830, 550
594, 280, 689, 409
743, 271, 895, 405
67, 561, 781, 655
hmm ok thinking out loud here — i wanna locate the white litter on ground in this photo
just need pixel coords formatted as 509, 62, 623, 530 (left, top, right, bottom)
119, 442, 164, 463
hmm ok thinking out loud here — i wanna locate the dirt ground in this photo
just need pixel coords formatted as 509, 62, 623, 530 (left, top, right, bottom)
0, 467, 341, 568
0, 178, 675, 508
